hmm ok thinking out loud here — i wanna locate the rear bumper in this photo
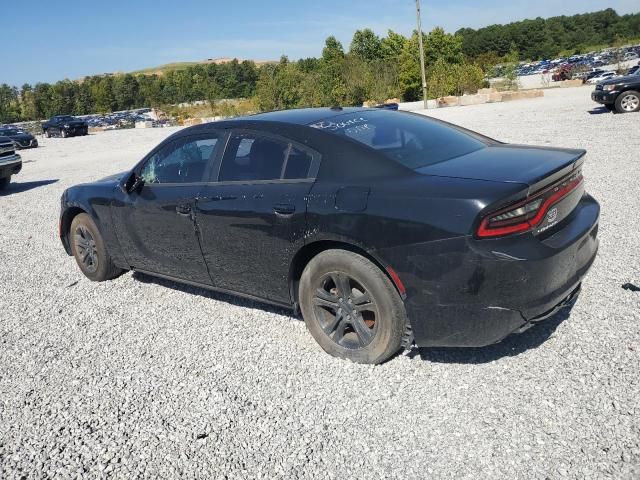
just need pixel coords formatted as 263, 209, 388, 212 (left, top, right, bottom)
0, 154, 22, 178
379, 193, 599, 347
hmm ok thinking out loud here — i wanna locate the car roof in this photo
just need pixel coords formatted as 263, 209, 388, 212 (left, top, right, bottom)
242, 107, 370, 125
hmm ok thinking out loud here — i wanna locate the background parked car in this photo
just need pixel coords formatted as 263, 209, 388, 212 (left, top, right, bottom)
592, 72, 640, 113
0, 126, 38, 149
0, 136, 22, 189
586, 71, 617, 84
41, 115, 88, 138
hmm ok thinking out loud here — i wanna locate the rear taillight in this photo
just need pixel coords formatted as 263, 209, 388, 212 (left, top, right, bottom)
477, 173, 584, 238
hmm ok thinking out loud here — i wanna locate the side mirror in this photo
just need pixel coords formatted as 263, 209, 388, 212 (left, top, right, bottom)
120, 170, 145, 194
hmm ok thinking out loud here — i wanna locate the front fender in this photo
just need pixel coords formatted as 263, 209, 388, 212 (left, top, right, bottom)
60, 185, 128, 269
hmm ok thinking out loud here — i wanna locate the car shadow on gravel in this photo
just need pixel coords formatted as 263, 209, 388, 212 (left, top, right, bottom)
407, 308, 572, 364
0, 179, 58, 195
587, 107, 612, 115
132, 272, 294, 317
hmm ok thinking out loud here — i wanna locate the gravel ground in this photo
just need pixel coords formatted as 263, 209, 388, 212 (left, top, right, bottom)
0, 86, 639, 479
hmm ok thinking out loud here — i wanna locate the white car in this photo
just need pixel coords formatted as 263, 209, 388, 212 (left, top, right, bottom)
586, 71, 617, 84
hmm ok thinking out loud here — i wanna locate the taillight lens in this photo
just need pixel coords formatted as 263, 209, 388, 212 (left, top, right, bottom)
477, 173, 584, 238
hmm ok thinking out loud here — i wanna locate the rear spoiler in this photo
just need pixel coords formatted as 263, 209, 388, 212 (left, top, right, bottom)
527, 149, 585, 196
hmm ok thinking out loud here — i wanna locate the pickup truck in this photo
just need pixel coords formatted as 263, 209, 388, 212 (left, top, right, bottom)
0, 136, 22, 190
41, 115, 89, 138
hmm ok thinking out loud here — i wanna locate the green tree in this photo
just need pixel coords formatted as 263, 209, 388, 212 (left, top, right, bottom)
350, 28, 382, 62
19, 84, 37, 121
380, 30, 408, 60
0, 84, 20, 123
93, 77, 116, 113
320, 36, 347, 106
113, 74, 140, 110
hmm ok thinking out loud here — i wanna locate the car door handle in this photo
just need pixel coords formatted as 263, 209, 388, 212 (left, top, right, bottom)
176, 204, 192, 216
274, 203, 295, 217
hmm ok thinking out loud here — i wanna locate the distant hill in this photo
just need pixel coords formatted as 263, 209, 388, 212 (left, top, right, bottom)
130, 57, 277, 76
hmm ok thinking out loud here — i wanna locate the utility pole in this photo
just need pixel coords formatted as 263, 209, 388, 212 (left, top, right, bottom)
415, 0, 428, 109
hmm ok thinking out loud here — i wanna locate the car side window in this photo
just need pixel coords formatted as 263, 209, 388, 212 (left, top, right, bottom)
218, 132, 318, 182
219, 133, 288, 182
283, 145, 313, 179
141, 135, 219, 184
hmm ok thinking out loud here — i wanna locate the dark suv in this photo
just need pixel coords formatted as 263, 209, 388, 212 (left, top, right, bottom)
0, 136, 22, 189
591, 70, 640, 113
41, 115, 89, 138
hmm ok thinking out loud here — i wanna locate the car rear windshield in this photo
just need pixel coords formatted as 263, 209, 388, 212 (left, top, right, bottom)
308, 110, 488, 169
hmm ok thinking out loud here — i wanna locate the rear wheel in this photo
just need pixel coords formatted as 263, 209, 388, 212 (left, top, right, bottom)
299, 250, 408, 364
615, 91, 640, 113
70, 213, 123, 281
0, 176, 10, 190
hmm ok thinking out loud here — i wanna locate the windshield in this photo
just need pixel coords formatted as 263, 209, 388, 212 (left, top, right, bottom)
0, 129, 20, 135
309, 110, 489, 169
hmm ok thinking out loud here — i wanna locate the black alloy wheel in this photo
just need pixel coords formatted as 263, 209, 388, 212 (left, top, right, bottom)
300, 249, 409, 364
73, 224, 99, 273
69, 213, 123, 282
313, 272, 378, 349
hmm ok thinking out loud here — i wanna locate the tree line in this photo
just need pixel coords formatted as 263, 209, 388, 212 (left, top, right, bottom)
457, 8, 640, 60
1, 8, 638, 123
0, 60, 259, 123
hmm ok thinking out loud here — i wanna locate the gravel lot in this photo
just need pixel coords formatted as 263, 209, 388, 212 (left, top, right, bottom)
1, 86, 639, 479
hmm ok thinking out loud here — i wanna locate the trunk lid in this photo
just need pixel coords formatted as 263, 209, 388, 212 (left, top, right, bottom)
416, 144, 585, 191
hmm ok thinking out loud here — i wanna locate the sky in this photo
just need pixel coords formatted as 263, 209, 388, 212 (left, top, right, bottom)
0, 0, 637, 86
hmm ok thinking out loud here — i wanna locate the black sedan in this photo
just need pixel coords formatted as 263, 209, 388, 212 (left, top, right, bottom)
42, 115, 88, 138
0, 126, 38, 149
60, 108, 599, 364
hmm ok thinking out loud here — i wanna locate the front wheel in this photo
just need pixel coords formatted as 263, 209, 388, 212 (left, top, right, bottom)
44, 129, 50, 138
299, 250, 409, 364
70, 213, 123, 281
0, 176, 10, 190
615, 91, 640, 113
61, 129, 68, 138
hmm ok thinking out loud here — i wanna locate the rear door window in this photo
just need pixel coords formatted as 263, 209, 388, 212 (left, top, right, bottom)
218, 132, 317, 182
283, 146, 313, 179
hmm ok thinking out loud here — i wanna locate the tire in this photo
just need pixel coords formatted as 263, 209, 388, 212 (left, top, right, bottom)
615, 90, 640, 113
0, 176, 9, 190
61, 129, 68, 138
299, 249, 408, 364
44, 129, 50, 138
69, 213, 123, 282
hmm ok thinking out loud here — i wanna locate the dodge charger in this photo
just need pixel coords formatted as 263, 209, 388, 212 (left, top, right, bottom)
59, 108, 599, 364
